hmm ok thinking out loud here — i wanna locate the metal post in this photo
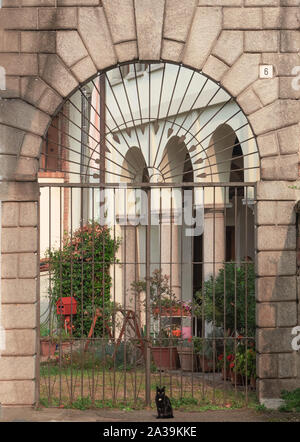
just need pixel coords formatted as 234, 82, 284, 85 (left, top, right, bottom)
145, 187, 151, 406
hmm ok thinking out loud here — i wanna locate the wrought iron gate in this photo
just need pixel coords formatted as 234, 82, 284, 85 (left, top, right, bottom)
38, 62, 259, 409
39, 182, 256, 408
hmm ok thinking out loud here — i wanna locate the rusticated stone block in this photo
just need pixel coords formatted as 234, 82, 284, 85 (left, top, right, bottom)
280, 77, 300, 100
223, 7, 262, 30
0, 8, 38, 30
277, 125, 300, 155
38, 7, 77, 29
237, 88, 262, 115
252, 78, 278, 107
256, 251, 296, 276
212, 31, 243, 66
2, 278, 37, 303
257, 201, 296, 226
1, 329, 36, 356
0, 54, 38, 76
78, 7, 116, 70
257, 277, 297, 302
20, 134, 43, 159
183, 7, 222, 69
0, 125, 24, 156
249, 101, 300, 136
2, 304, 36, 329
1, 254, 18, 279
261, 155, 298, 181
0, 380, 35, 405
39, 54, 78, 97
71, 56, 97, 84
262, 53, 300, 76
257, 353, 278, 379
38, 88, 62, 115
245, 0, 278, 5
102, 0, 136, 44
281, 31, 300, 52
161, 40, 184, 63
256, 302, 276, 327
259, 379, 299, 400
277, 302, 298, 327
0, 99, 50, 137
18, 253, 38, 278
0, 357, 35, 380
245, 31, 279, 52
257, 328, 294, 353
15, 157, 39, 180
202, 56, 228, 82
135, 0, 165, 60
0, 182, 39, 202
21, 31, 56, 53
222, 54, 261, 97
164, 0, 197, 42
256, 132, 278, 158
257, 301, 298, 327
2, 227, 37, 253
57, 31, 88, 67
278, 353, 297, 378
114, 41, 138, 64
256, 181, 296, 201
0, 30, 20, 52
2, 202, 19, 227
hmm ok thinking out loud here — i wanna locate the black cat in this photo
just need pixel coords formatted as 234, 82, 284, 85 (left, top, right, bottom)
155, 386, 174, 419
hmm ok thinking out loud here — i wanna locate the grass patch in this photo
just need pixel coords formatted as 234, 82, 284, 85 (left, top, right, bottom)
279, 389, 300, 413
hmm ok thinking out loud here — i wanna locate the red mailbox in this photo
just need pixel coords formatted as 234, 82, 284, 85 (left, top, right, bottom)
56, 297, 77, 316
56, 297, 77, 334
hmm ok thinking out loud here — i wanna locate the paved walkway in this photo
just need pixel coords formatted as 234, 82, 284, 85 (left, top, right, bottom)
0, 407, 299, 422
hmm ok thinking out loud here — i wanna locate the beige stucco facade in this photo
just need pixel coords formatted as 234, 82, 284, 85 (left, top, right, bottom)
0, 0, 300, 408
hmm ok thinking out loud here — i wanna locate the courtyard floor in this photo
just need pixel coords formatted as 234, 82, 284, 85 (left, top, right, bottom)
0, 407, 299, 422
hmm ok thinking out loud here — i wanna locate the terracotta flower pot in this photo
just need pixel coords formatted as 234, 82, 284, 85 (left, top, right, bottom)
177, 347, 198, 371
152, 307, 191, 317
151, 347, 179, 370
230, 371, 244, 386
198, 355, 213, 372
221, 367, 231, 380
40, 339, 57, 357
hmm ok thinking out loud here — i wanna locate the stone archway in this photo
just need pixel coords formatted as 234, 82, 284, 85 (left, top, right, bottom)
0, 1, 299, 408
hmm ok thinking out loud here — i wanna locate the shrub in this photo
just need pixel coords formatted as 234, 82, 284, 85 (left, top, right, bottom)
47, 222, 120, 337
195, 262, 256, 337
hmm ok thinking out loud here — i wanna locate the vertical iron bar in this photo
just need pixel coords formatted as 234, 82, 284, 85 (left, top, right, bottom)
145, 188, 151, 406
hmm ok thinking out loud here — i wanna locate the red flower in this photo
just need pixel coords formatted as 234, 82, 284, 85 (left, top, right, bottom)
218, 354, 224, 361
230, 362, 235, 369
227, 354, 234, 361
188, 337, 192, 343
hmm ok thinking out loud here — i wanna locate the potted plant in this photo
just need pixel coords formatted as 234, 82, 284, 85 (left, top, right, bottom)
131, 269, 192, 318
151, 328, 180, 370
235, 345, 256, 388
176, 337, 198, 372
40, 325, 58, 357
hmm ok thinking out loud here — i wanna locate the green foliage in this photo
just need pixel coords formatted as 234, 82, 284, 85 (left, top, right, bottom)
234, 346, 256, 378
131, 269, 192, 317
195, 262, 256, 336
47, 222, 120, 337
279, 389, 300, 412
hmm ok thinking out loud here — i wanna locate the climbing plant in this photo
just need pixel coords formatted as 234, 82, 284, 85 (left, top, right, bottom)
47, 222, 120, 337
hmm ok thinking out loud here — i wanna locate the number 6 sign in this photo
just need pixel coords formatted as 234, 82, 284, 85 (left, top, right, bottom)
259, 65, 273, 79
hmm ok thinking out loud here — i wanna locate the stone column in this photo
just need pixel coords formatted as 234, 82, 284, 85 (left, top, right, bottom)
0, 182, 39, 406
256, 181, 300, 408
203, 209, 225, 281
160, 220, 181, 300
